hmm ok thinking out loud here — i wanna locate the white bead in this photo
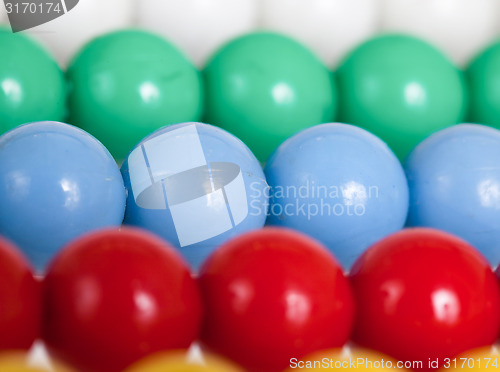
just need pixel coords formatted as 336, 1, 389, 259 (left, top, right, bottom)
381, 0, 500, 66
27, 341, 52, 371
260, 0, 381, 68
25, 0, 135, 67
0, 1, 7, 24
136, 0, 259, 67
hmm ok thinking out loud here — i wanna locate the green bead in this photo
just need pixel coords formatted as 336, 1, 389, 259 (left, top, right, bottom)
67, 30, 204, 161
0, 28, 66, 134
467, 40, 500, 130
337, 34, 468, 161
203, 32, 337, 162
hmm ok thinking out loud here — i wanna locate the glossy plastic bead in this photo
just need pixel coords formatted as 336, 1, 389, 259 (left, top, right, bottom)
121, 122, 268, 270
350, 228, 500, 370
337, 34, 468, 160
467, 40, 500, 130
199, 228, 354, 372
265, 123, 408, 269
406, 124, 500, 266
0, 121, 125, 271
0, 29, 65, 135
43, 228, 203, 372
204, 32, 337, 162
68, 30, 204, 161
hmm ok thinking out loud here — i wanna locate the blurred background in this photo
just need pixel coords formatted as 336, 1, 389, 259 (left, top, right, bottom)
1, 0, 499, 69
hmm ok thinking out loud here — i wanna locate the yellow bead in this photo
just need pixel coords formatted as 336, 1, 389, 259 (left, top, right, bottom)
124, 351, 244, 372
0, 352, 75, 372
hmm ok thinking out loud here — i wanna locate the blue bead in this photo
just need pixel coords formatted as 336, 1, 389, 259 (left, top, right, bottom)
0, 121, 126, 271
406, 124, 500, 266
265, 123, 409, 269
121, 122, 268, 270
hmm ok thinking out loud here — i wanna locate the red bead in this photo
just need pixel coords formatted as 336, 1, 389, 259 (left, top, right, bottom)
350, 228, 500, 369
199, 228, 354, 372
0, 236, 40, 350
42, 228, 202, 372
